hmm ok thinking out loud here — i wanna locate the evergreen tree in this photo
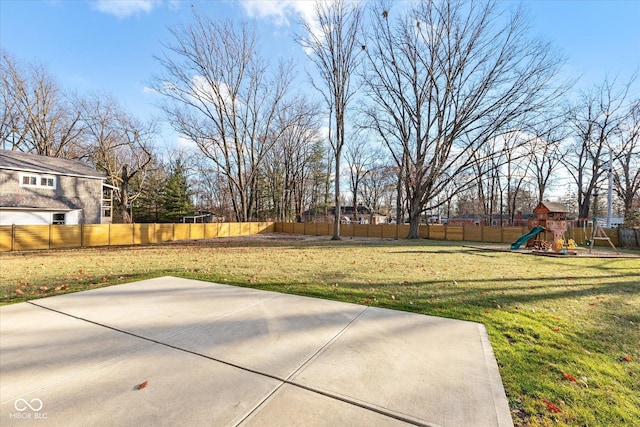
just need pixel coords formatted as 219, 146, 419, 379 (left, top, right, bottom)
161, 158, 194, 223
132, 163, 168, 223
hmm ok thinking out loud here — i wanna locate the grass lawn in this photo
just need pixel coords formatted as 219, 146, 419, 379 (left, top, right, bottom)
1, 236, 638, 426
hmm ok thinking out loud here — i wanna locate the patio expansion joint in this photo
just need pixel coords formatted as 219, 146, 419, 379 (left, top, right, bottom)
25, 301, 435, 427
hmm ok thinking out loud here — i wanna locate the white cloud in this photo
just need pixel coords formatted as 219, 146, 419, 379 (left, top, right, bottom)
176, 135, 198, 151
142, 86, 157, 95
242, 0, 322, 56
92, 0, 161, 19
191, 75, 238, 110
239, 0, 317, 27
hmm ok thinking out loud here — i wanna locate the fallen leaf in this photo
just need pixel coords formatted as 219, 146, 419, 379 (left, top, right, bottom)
39, 286, 48, 291
589, 303, 596, 307
623, 355, 632, 362
136, 381, 148, 390
15, 289, 24, 295
543, 400, 562, 413
562, 373, 577, 382
552, 327, 561, 332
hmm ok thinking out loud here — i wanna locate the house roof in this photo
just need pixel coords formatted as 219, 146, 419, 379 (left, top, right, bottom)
0, 193, 80, 210
535, 201, 570, 213
0, 150, 105, 179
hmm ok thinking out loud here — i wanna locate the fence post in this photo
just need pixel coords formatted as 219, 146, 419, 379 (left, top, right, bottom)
11, 224, 15, 252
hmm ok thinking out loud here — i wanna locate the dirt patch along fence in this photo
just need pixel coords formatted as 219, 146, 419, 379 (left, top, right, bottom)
0, 222, 275, 252
274, 222, 629, 247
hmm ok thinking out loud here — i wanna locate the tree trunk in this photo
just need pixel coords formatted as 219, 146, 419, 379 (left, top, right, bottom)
120, 165, 132, 224
407, 197, 422, 239
332, 151, 341, 240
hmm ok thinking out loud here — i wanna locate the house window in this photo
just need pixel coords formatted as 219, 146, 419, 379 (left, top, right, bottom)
20, 173, 56, 189
41, 177, 54, 187
22, 176, 37, 185
52, 213, 65, 225
101, 185, 114, 220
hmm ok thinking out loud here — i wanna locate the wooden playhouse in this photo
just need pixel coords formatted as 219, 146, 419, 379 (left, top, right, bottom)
527, 201, 570, 248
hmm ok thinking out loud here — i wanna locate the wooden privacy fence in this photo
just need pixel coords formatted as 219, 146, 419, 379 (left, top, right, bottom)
0, 221, 627, 252
0, 222, 275, 252
274, 222, 622, 247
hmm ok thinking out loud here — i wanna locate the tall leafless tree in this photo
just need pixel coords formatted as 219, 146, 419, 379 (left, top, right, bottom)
612, 98, 640, 220
563, 77, 634, 221
262, 97, 322, 221
525, 114, 569, 204
297, 0, 364, 239
361, 0, 564, 238
0, 50, 84, 157
153, 13, 295, 222
344, 137, 382, 222
80, 94, 155, 223
498, 132, 533, 224
360, 163, 398, 218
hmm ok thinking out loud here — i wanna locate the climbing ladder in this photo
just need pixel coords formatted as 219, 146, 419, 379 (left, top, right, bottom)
589, 223, 619, 254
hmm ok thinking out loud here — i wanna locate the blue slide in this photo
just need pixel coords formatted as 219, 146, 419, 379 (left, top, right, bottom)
510, 226, 545, 250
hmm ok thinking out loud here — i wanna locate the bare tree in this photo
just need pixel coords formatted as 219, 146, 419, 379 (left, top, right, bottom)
297, 0, 364, 239
612, 98, 640, 220
563, 77, 634, 221
361, 0, 564, 238
344, 137, 382, 222
0, 50, 84, 157
526, 114, 568, 203
81, 94, 155, 223
499, 133, 529, 224
472, 139, 503, 225
191, 156, 235, 221
0, 51, 25, 150
153, 13, 295, 222
262, 97, 322, 221
360, 163, 397, 218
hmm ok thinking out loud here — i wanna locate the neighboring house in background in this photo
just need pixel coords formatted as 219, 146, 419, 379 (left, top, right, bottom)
302, 205, 388, 225
0, 150, 115, 225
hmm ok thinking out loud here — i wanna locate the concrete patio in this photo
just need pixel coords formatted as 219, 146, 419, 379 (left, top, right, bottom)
1, 276, 513, 426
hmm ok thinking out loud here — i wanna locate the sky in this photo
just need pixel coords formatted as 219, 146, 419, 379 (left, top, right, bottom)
1, 0, 639, 151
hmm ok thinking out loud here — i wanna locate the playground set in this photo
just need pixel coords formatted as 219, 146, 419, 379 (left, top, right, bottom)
510, 201, 618, 255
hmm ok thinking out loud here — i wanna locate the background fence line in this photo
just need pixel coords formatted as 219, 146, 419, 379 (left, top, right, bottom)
274, 222, 625, 248
0, 221, 631, 252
